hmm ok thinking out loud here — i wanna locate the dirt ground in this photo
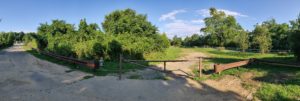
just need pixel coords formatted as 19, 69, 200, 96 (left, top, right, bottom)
0, 44, 251, 101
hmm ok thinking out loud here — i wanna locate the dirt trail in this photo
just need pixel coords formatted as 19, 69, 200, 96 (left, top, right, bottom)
155, 49, 208, 77
0, 45, 249, 101
150, 49, 254, 100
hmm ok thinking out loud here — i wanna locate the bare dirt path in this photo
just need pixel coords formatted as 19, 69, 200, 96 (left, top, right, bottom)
0, 45, 247, 101
155, 48, 208, 77
149, 48, 254, 100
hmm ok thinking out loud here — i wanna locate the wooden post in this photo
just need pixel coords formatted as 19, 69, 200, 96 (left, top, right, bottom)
214, 64, 221, 74
163, 61, 166, 72
198, 58, 202, 78
119, 54, 122, 80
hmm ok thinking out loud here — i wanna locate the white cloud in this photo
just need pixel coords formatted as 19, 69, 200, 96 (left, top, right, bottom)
197, 9, 210, 17
159, 9, 204, 38
163, 20, 203, 38
159, 9, 186, 21
218, 9, 248, 17
191, 19, 204, 24
197, 8, 248, 17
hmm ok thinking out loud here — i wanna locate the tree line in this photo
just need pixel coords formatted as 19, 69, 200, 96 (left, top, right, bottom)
4, 8, 300, 61
24, 9, 170, 60
0, 32, 24, 49
170, 8, 300, 61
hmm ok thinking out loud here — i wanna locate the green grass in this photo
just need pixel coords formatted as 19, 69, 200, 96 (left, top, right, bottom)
144, 46, 182, 60
190, 47, 300, 100
143, 47, 182, 65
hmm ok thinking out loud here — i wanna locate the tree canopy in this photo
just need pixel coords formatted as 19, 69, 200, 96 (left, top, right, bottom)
201, 8, 243, 47
102, 9, 157, 37
252, 25, 272, 54
0, 32, 15, 48
261, 19, 290, 50
29, 9, 169, 60
289, 14, 300, 61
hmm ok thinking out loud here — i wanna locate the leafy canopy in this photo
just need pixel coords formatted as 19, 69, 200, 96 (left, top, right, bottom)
252, 25, 272, 54
201, 8, 243, 47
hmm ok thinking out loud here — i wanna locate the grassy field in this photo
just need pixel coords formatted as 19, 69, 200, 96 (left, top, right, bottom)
191, 48, 300, 101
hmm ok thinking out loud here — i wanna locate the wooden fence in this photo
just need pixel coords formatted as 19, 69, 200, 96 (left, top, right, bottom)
39, 50, 99, 70
213, 59, 255, 74
255, 59, 300, 68
213, 58, 300, 74
119, 54, 206, 79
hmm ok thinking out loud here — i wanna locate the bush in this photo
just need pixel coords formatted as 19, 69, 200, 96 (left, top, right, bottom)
0, 32, 15, 48
74, 40, 104, 59
33, 9, 170, 60
289, 30, 300, 61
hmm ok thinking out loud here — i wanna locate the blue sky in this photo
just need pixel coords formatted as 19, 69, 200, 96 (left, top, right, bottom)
0, 0, 300, 38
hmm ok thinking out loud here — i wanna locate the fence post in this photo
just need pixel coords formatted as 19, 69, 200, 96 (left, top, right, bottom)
119, 54, 122, 80
93, 59, 99, 72
163, 61, 166, 72
198, 58, 202, 78
214, 64, 221, 74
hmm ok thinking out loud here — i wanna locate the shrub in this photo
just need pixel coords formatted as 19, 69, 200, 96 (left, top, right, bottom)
289, 30, 300, 61
0, 32, 15, 48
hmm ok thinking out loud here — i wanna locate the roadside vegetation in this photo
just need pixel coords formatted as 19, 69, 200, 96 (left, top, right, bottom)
0, 32, 24, 50
24, 9, 170, 61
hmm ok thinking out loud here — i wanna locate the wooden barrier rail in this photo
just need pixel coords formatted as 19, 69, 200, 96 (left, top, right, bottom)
40, 51, 99, 69
214, 59, 254, 73
255, 59, 300, 68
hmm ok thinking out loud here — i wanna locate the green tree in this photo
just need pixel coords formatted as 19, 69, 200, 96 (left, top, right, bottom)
0, 32, 15, 48
262, 19, 290, 50
171, 35, 182, 47
102, 8, 167, 59
160, 33, 170, 49
252, 25, 272, 54
78, 19, 100, 42
289, 30, 300, 61
183, 34, 203, 47
102, 9, 157, 37
289, 14, 300, 61
201, 8, 243, 47
236, 31, 249, 52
